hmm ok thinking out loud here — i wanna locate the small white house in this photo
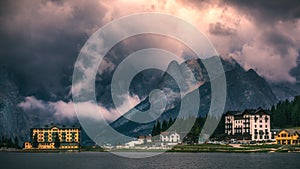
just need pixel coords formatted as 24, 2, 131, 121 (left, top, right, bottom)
125, 140, 140, 148
160, 131, 180, 143
146, 136, 152, 143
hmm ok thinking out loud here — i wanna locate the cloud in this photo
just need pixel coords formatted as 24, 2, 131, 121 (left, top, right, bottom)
18, 96, 46, 110
229, 40, 298, 82
49, 101, 76, 120
209, 22, 237, 36
98, 0, 300, 83
18, 95, 140, 122
1, 0, 300, 103
0, 0, 107, 97
225, 0, 300, 21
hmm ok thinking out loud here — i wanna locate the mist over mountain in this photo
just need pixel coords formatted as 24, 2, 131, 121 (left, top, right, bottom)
270, 58, 300, 100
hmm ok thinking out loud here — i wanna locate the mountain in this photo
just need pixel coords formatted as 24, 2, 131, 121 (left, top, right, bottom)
0, 56, 289, 145
0, 66, 28, 143
110, 57, 278, 138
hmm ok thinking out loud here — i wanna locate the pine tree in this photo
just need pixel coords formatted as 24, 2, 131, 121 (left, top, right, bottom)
14, 136, 19, 149
168, 118, 174, 128
162, 120, 168, 131
156, 121, 161, 134
151, 125, 157, 136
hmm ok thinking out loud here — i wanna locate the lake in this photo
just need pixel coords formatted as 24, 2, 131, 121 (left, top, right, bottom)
1, 152, 300, 169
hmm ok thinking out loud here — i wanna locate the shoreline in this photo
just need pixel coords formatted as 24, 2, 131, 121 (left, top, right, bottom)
1, 144, 300, 153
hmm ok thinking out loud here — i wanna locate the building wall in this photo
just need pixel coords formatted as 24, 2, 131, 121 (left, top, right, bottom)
225, 116, 234, 135
225, 111, 271, 141
250, 114, 271, 141
27, 126, 80, 150
276, 130, 299, 145
160, 132, 180, 143
32, 127, 80, 143
24, 142, 32, 149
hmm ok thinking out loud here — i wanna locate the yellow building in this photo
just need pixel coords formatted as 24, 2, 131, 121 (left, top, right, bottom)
24, 124, 81, 150
24, 142, 32, 149
275, 129, 300, 145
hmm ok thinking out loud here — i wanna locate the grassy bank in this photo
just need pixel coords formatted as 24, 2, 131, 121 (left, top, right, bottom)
168, 144, 300, 153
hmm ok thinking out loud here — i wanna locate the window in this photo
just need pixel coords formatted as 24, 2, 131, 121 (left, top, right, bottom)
254, 116, 258, 122
260, 125, 262, 128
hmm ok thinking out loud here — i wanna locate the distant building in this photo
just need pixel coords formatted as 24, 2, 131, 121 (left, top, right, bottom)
137, 136, 152, 144
24, 124, 80, 150
124, 140, 140, 148
225, 108, 271, 142
160, 131, 180, 144
276, 129, 300, 145
271, 129, 281, 141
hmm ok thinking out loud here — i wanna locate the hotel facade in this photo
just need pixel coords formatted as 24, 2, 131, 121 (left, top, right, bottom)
276, 129, 300, 145
225, 108, 271, 142
24, 124, 80, 150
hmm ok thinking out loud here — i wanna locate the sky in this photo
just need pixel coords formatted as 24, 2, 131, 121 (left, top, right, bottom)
1, 0, 300, 121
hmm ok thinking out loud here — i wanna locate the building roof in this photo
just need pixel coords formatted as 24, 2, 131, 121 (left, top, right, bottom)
280, 129, 300, 135
225, 108, 271, 116
31, 123, 80, 130
160, 131, 178, 136
271, 129, 281, 132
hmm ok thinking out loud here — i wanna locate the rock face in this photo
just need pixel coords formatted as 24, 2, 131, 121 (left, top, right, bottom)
110, 57, 278, 137
0, 66, 28, 143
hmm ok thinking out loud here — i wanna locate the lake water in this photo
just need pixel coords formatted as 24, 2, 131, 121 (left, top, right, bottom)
1, 152, 300, 169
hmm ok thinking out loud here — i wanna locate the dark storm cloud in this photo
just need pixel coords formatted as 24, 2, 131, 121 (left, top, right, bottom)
0, 0, 107, 99
262, 30, 296, 57
1, 0, 300, 101
209, 22, 237, 36
225, 0, 300, 21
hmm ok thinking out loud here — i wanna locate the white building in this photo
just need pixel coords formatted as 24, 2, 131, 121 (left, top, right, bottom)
160, 131, 181, 143
137, 136, 152, 144
225, 108, 271, 142
124, 140, 141, 148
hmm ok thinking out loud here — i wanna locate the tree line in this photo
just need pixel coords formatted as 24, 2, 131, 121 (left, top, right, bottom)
0, 136, 21, 149
151, 115, 225, 144
151, 95, 300, 143
271, 95, 300, 128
